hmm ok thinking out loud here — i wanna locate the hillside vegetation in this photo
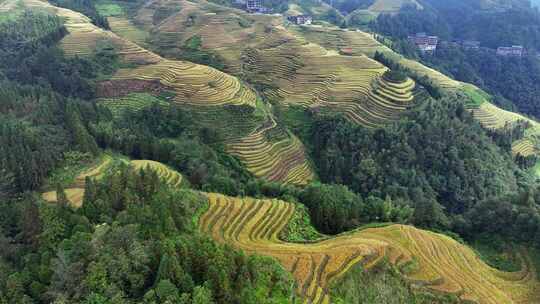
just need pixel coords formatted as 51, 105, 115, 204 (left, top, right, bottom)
200, 192, 540, 304
23, 0, 314, 185
1, 0, 540, 303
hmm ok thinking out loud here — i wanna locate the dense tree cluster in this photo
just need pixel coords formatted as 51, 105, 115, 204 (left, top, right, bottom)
48, 0, 109, 29
308, 97, 526, 229
0, 167, 297, 303
0, 13, 114, 193
370, 3, 540, 119
322, 0, 374, 14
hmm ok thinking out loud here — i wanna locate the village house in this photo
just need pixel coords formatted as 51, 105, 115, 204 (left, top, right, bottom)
246, 0, 268, 13
408, 33, 439, 54
287, 15, 313, 25
496, 45, 524, 57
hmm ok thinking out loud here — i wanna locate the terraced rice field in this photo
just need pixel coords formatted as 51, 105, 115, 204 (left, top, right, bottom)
471, 102, 536, 130
112, 59, 257, 107
512, 139, 538, 158
107, 16, 149, 46
226, 117, 314, 184
131, 160, 183, 188
21, 0, 161, 64
292, 24, 540, 168
99, 93, 169, 118
200, 193, 540, 304
131, 0, 418, 128
240, 27, 417, 127
22, 0, 315, 184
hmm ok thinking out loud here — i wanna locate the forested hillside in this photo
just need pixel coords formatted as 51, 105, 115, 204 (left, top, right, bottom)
1, 0, 539, 303
369, 1, 540, 119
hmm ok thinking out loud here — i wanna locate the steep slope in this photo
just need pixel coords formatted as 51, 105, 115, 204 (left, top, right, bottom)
22, 0, 313, 185
127, 0, 420, 128
290, 25, 540, 160
200, 192, 540, 304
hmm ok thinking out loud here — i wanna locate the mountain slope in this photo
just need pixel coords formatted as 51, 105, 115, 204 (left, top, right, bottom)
18, 0, 314, 185
200, 192, 540, 304
125, 0, 421, 128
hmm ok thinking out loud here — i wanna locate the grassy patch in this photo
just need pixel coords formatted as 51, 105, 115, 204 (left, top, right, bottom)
470, 237, 522, 272
44, 151, 96, 190
530, 247, 540, 279
276, 105, 314, 148
280, 203, 326, 242
95, 1, 124, 17
531, 160, 540, 177
463, 84, 489, 107
330, 260, 459, 304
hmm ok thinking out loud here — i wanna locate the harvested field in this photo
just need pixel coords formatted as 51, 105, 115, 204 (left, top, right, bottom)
200, 193, 540, 304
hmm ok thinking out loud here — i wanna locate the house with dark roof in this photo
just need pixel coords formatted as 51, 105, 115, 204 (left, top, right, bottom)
408, 33, 439, 54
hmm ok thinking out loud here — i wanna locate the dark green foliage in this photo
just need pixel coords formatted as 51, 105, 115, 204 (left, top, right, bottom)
383, 69, 407, 83
471, 236, 521, 272
49, 0, 110, 29
423, 45, 540, 119
330, 261, 459, 304
90, 104, 255, 195
0, 168, 297, 303
310, 96, 519, 229
323, 0, 375, 14
0, 13, 115, 192
179, 35, 226, 71
0, 12, 117, 100
370, 4, 540, 119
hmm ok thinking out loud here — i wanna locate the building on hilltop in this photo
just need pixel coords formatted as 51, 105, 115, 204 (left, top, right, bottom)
246, 0, 268, 13
287, 15, 313, 25
408, 33, 439, 54
496, 45, 524, 57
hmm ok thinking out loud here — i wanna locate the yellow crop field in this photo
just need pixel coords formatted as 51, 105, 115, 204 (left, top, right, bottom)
200, 193, 540, 304
131, 160, 183, 188
226, 117, 314, 185
21, 0, 161, 64
112, 59, 257, 107
24, 0, 315, 184
130, 0, 418, 129
291, 25, 540, 168
512, 139, 538, 158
